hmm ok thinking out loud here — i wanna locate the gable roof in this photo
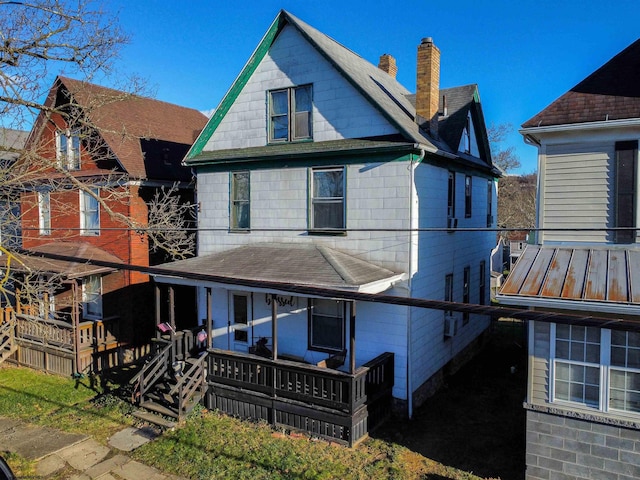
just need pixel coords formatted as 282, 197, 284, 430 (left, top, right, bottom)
153, 243, 404, 293
187, 10, 495, 174
498, 245, 640, 315
36, 77, 207, 180
522, 38, 640, 128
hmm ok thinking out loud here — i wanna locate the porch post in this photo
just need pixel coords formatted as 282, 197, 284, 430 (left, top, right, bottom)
168, 285, 176, 365
154, 283, 161, 339
271, 294, 278, 360
350, 301, 356, 374
168, 285, 176, 331
206, 287, 213, 348
72, 280, 81, 375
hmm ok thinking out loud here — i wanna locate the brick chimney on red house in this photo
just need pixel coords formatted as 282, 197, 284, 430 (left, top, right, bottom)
378, 53, 398, 78
416, 37, 440, 139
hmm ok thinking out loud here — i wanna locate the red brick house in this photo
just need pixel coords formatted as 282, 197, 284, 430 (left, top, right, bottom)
5, 77, 207, 375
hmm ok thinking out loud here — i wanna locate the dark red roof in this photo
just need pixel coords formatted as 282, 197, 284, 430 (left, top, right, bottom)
54, 77, 208, 180
522, 38, 640, 128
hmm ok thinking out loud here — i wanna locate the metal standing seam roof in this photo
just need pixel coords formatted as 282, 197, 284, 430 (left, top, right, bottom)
153, 243, 403, 292
499, 245, 640, 305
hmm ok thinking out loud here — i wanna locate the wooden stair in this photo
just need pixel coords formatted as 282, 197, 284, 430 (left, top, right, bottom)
129, 342, 207, 426
0, 320, 16, 365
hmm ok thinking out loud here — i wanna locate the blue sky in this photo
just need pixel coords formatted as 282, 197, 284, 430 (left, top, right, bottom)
100, 0, 639, 174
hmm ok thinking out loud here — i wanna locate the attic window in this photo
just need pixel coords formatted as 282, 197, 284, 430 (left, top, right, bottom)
268, 85, 312, 143
460, 112, 471, 154
56, 129, 80, 170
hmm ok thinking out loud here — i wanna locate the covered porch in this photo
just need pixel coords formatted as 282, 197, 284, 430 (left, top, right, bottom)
0, 243, 142, 375
151, 243, 403, 445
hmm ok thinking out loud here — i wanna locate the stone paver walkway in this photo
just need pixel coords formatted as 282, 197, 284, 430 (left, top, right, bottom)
0, 416, 187, 479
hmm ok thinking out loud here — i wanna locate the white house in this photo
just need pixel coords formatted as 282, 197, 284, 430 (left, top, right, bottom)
498, 38, 640, 480
148, 10, 499, 445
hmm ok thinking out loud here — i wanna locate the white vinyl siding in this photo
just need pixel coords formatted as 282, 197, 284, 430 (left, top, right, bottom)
542, 142, 613, 243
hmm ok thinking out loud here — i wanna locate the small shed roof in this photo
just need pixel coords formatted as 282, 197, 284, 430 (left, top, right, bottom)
4, 242, 121, 279
499, 245, 640, 307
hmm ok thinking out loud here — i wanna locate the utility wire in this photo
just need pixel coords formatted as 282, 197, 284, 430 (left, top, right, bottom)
16, 248, 640, 333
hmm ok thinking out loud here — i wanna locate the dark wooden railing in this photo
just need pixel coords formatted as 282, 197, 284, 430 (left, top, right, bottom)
170, 353, 208, 417
206, 349, 394, 446
131, 341, 172, 402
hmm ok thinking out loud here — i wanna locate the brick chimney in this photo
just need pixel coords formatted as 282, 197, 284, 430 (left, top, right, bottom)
416, 37, 440, 138
378, 53, 397, 78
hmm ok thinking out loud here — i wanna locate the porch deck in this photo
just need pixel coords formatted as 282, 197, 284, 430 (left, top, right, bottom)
206, 349, 394, 446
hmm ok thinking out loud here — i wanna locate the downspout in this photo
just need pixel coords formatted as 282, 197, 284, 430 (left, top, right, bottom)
406, 149, 424, 419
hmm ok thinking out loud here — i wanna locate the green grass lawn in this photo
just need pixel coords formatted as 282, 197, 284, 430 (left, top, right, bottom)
0, 364, 496, 479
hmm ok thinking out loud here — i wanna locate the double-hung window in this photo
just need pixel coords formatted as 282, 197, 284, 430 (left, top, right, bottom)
553, 324, 601, 407
310, 167, 345, 230
309, 298, 345, 352
464, 175, 472, 218
479, 261, 486, 306
230, 171, 250, 230
38, 191, 51, 236
551, 324, 640, 414
80, 188, 100, 236
269, 85, 312, 143
56, 129, 81, 170
82, 274, 102, 319
447, 172, 455, 219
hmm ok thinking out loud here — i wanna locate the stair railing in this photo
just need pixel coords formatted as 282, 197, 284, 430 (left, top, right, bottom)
170, 352, 208, 418
0, 318, 16, 363
130, 341, 173, 404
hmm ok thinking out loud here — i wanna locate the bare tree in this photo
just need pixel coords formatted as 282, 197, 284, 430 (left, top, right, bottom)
498, 173, 537, 240
0, 2, 200, 327
488, 122, 521, 173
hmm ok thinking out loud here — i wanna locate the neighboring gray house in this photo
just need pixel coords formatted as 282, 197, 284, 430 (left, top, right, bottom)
143, 10, 499, 445
498, 38, 640, 480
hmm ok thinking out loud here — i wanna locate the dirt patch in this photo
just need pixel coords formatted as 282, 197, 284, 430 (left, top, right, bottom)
374, 320, 527, 480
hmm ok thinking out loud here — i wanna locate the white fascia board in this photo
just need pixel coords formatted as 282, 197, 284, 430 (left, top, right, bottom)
496, 294, 640, 316
520, 118, 640, 137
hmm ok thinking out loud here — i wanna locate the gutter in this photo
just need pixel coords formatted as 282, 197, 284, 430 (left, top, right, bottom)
495, 294, 640, 317
520, 117, 640, 143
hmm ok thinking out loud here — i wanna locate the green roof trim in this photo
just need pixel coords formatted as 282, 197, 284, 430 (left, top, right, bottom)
186, 12, 287, 160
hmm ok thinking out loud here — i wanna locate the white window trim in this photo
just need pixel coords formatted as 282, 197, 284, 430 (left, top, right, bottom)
38, 191, 51, 235
309, 166, 346, 231
549, 324, 640, 417
82, 275, 103, 320
79, 188, 100, 236
55, 129, 81, 170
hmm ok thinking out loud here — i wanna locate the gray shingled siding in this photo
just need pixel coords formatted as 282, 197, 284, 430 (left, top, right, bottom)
526, 409, 640, 480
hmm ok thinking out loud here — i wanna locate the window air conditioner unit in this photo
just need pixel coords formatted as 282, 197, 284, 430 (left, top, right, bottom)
444, 316, 457, 338
447, 217, 458, 230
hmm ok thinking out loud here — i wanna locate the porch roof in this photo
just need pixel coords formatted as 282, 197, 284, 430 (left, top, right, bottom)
497, 245, 640, 314
153, 243, 404, 293
4, 242, 120, 279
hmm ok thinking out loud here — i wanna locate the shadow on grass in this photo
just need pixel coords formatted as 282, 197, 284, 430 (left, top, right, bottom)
373, 320, 527, 480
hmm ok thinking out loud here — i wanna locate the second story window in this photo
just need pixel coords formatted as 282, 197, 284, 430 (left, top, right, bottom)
310, 167, 345, 231
447, 171, 455, 219
269, 85, 312, 143
80, 187, 100, 236
614, 140, 637, 243
56, 129, 81, 170
465, 175, 472, 218
38, 191, 51, 236
230, 171, 250, 230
